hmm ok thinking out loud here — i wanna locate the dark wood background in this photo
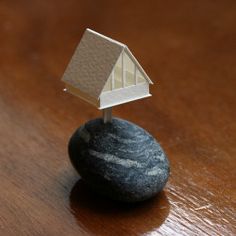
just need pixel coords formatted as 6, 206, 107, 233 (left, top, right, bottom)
0, 0, 235, 235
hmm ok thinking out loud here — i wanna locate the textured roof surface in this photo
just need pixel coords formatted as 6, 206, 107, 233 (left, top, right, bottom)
62, 29, 125, 99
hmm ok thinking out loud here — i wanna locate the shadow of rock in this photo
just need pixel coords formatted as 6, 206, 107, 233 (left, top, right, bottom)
69, 179, 170, 235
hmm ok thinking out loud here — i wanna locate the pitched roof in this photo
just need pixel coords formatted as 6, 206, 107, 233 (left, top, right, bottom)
62, 28, 152, 99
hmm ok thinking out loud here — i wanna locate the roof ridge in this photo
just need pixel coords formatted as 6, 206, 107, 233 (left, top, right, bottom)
86, 28, 126, 48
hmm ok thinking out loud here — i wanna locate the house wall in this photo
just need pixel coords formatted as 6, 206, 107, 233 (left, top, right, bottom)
65, 84, 99, 107
99, 82, 151, 109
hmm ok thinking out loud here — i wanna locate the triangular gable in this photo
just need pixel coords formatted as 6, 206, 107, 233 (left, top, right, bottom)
124, 47, 153, 84
61, 29, 125, 99
99, 47, 153, 97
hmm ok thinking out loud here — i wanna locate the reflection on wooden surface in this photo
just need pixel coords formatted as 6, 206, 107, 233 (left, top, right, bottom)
70, 179, 170, 236
0, 0, 235, 235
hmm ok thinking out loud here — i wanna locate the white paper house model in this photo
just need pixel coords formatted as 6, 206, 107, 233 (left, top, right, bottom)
62, 29, 153, 110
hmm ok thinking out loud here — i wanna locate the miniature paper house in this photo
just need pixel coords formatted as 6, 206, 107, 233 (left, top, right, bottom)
62, 29, 153, 109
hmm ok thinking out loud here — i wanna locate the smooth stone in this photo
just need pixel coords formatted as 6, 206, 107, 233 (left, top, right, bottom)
68, 117, 170, 202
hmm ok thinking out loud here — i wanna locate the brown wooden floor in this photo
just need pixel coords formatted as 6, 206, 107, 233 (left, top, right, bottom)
0, 1, 236, 235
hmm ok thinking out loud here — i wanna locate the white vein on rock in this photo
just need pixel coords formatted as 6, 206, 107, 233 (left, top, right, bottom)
145, 166, 165, 176
89, 149, 143, 168
107, 133, 149, 144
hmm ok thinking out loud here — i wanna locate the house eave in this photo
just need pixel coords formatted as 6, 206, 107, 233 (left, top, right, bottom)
99, 94, 152, 110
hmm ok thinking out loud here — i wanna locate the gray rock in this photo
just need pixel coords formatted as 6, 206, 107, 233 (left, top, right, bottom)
69, 117, 170, 202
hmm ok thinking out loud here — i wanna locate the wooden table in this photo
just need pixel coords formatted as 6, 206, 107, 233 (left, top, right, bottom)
1, 1, 235, 235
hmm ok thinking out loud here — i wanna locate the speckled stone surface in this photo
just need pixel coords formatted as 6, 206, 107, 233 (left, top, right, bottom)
68, 117, 170, 202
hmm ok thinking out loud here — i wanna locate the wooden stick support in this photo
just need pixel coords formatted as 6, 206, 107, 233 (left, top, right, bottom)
103, 107, 112, 123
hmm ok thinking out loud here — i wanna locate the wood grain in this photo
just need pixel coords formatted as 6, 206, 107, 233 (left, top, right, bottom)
0, 0, 235, 235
